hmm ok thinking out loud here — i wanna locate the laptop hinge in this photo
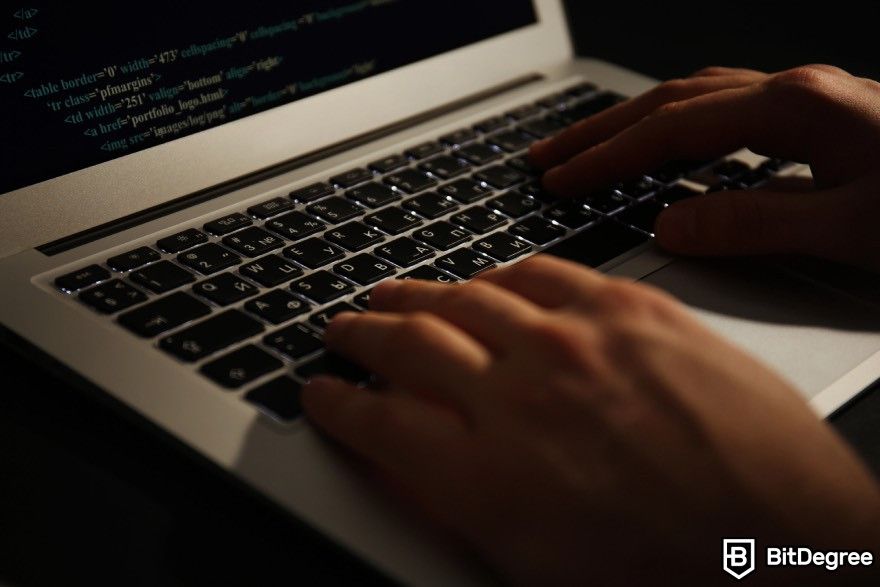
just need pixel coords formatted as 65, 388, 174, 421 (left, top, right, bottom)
38, 73, 543, 256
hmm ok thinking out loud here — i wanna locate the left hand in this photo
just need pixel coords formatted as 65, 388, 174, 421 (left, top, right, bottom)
300, 255, 880, 586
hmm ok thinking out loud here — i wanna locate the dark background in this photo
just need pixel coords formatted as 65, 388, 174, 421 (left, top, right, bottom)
2, 3, 880, 586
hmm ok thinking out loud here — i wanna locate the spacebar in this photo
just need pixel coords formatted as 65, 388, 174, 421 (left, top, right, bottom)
544, 222, 649, 268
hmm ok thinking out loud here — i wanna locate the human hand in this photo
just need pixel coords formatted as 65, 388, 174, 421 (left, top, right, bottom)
301, 255, 880, 586
529, 65, 880, 271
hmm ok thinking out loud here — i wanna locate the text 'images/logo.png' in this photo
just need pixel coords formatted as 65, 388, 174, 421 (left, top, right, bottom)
723, 538, 756, 580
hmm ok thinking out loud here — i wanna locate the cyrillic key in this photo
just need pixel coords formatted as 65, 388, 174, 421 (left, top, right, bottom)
509, 217, 566, 245
159, 310, 263, 362
289, 182, 334, 203
239, 254, 303, 287
450, 207, 507, 234
399, 265, 457, 283
263, 323, 323, 360
306, 197, 363, 223
473, 233, 532, 262
244, 290, 311, 324
474, 165, 525, 189
79, 280, 147, 313
107, 247, 161, 272
346, 182, 400, 208
265, 212, 326, 241
291, 271, 354, 304
384, 169, 437, 194
435, 248, 496, 279
364, 207, 422, 234
178, 243, 241, 275
374, 237, 435, 267
130, 261, 195, 294
439, 178, 492, 204
333, 254, 395, 285
412, 221, 472, 250
324, 222, 384, 252
118, 292, 211, 338
192, 273, 259, 306
222, 227, 285, 257
283, 238, 345, 269
309, 302, 361, 330
200, 345, 282, 389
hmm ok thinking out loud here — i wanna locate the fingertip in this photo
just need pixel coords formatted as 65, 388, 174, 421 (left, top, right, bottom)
527, 138, 553, 168
369, 278, 404, 310
301, 375, 351, 418
324, 311, 358, 343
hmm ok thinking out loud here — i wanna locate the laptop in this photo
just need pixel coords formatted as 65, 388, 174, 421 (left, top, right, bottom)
2, 2, 880, 584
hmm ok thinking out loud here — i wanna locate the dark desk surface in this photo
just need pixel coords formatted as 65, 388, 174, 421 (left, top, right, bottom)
4, 5, 880, 585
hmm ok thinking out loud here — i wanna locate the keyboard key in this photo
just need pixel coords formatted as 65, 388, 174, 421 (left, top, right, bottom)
334, 254, 396, 285
519, 116, 567, 139
487, 130, 535, 153
130, 261, 194, 293
306, 197, 363, 223
545, 222, 649, 268
159, 310, 263, 362
487, 192, 540, 217
439, 127, 478, 146
239, 254, 303, 286
412, 221, 472, 250
474, 165, 525, 189
204, 213, 252, 236
506, 156, 541, 176
420, 155, 471, 179
455, 143, 502, 166
325, 222, 385, 252
506, 103, 542, 120
375, 237, 435, 267
509, 216, 566, 245
290, 182, 334, 203
439, 178, 492, 204
368, 153, 408, 173
737, 168, 771, 188
400, 265, 457, 283
264, 323, 323, 360
657, 184, 702, 205
296, 352, 370, 384
615, 199, 668, 235
309, 302, 361, 329
617, 176, 659, 200
248, 197, 295, 219
329, 168, 373, 188
450, 207, 507, 234
364, 207, 422, 234
537, 92, 572, 109
283, 238, 345, 269
473, 116, 508, 134
107, 247, 161, 272
558, 92, 625, 125
291, 271, 354, 304
157, 228, 208, 253
193, 273, 259, 306
222, 227, 285, 257
352, 289, 373, 309
178, 243, 241, 275
384, 169, 437, 194
473, 233, 532, 262
403, 192, 458, 219
712, 159, 750, 179
650, 160, 711, 184
265, 211, 326, 241
56, 265, 111, 292
435, 248, 496, 279
581, 189, 631, 214
201, 345, 282, 389
245, 377, 303, 422
346, 182, 400, 208
517, 180, 555, 202
544, 202, 598, 229
244, 289, 311, 324
79, 280, 147, 314
118, 292, 211, 338
565, 81, 598, 97
405, 141, 443, 160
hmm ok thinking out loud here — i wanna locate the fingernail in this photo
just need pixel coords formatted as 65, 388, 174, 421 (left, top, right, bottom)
531, 137, 551, 152
656, 205, 696, 248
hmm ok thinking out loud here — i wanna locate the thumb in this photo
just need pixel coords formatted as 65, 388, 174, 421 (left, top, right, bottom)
654, 188, 832, 257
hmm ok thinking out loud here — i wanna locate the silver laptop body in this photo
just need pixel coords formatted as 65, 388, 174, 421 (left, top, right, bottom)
2, 2, 880, 585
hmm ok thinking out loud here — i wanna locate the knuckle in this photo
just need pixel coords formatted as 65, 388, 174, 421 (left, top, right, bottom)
767, 66, 835, 99
526, 319, 590, 365
651, 78, 690, 101
392, 312, 443, 346
652, 99, 686, 119
690, 65, 727, 77
594, 279, 677, 317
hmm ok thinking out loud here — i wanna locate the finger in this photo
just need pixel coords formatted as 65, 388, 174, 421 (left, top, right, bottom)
541, 85, 802, 197
529, 74, 760, 170
689, 66, 768, 79
368, 278, 541, 354
475, 254, 606, 309
654, 187, 834, 256
302, 376, 469, 480
323, 311, 490, 414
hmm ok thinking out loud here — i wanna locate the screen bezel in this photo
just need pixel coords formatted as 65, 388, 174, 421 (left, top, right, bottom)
0, 0, 570, 256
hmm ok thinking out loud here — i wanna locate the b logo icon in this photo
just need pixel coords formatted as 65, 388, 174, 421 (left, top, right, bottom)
723, 539, 756, 580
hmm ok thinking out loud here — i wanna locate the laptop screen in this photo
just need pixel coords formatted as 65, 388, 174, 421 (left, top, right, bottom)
2, 2, 537, 195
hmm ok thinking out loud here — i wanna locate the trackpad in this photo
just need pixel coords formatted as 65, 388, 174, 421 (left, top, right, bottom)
640, 259, 880, 400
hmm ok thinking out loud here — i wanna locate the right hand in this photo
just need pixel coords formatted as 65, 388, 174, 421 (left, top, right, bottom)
529, 65, 880, 271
